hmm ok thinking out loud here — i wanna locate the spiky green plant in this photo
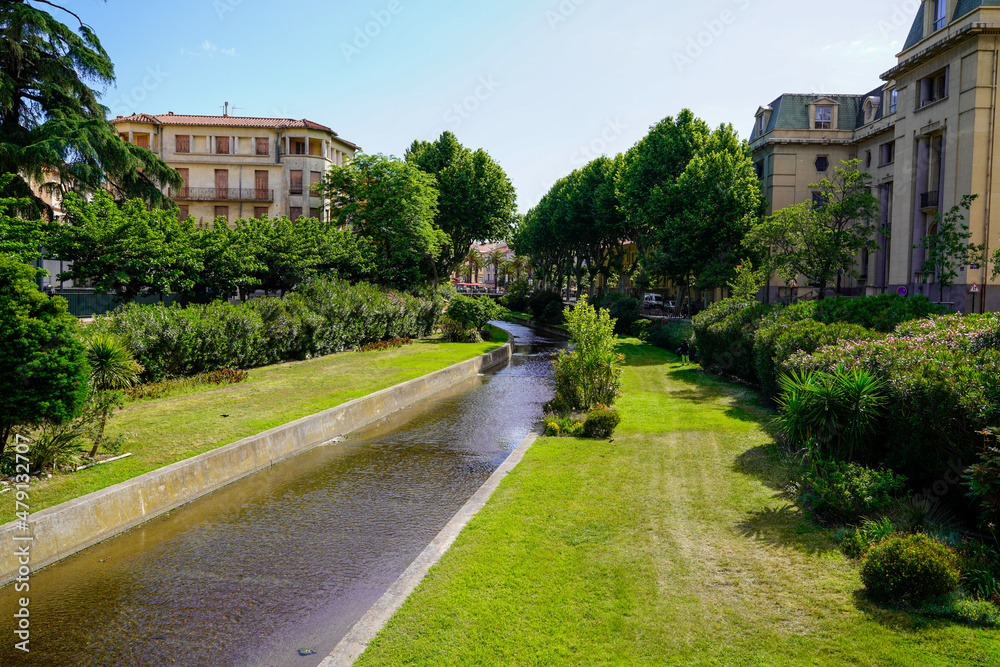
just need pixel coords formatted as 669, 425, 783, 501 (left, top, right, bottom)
84, 333, 142, 457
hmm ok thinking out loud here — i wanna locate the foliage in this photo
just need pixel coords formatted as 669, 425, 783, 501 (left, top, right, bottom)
590, 293, 641, 335
0, 255, 89, 458
441, 318, 483, 343
916, 195, 985, 302
644, 321, 694, 352
0, 1, 181, 217
861, 534, 962, 603
88, 277, 442, 381
838, 515, 900, 559
807, 294, 948, 333
499, 282, 531, 311
0, 175, 44, 261
528, 290, 564, 323
357, 338, 414, 353
919, 593, 1000, 627
692, 298, 772, 383
541, 300, 565, 326
84, 332, 142, 456
550, 301, 623, 411
745, 160, 881, 300
445, 295, 504, 331
965, 429, 1000, 528
318, 153, 445, 288
799, 456, 907, 520
125, 368, 250, 401
543, 414, 585, 438
406, 132, 518, 282
582, 408, 622, 439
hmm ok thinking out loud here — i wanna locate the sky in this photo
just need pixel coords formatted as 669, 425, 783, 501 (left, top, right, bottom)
62, 0, 917, 212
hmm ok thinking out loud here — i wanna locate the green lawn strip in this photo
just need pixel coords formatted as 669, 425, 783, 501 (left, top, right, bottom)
2, 336, 505, 525
356, 339, 1000, 666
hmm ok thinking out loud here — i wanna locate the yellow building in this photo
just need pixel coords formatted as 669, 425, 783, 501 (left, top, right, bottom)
111, 112, 359, 224
751, 0, 1000, 313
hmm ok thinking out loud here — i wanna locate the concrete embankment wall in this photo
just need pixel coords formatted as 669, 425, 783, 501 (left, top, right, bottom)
0, 341, 513, 586
507, 316, 571, 340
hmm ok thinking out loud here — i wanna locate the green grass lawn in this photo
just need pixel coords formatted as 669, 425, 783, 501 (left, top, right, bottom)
356, 339, 1000, 666
1, 330, 507, 525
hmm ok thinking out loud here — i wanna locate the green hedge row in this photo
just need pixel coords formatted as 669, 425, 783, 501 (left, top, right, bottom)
88, 278, 443, 381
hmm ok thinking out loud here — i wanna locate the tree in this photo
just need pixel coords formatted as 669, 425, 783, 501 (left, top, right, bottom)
44, 191, 200, 303
318, 153, 445, 288
0, 174, 44, 261
916, 194, 985, 302
465, 248, 485, 283
185, 217, 263, 299
643, 124, 765, 312
486, 248, 509, 286
406, 132, 518, 282
745, 160, 881, 300
0, 254, 89, 457
84, 333, 141, 458
0, 1, 181, 217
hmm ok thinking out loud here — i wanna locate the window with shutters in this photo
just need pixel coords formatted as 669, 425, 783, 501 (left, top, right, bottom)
215, 136, 231, 154
134, 134, 150, 149
254, 206, 269, 219
256, 137, 269, 156
310, 171, 322, 195
215, 169, 230, 199
291, 140, 306, 155
175, 135, 191, 153
175, 168, 189, 198
290, 207, 303, 220
214, 206, 229, 221
290, 170, 303, 195
310, 207, 321, 220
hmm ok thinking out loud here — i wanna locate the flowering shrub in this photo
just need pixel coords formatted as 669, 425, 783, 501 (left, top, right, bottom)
357, 338, 413, 353
861, 534, 961, 603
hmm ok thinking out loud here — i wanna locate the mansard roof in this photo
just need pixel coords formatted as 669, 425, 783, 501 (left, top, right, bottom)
903, 0, 1000, 51
749, 93, 868, 141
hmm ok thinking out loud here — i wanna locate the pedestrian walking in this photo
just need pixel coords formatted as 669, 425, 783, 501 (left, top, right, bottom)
677, 339, 690, 363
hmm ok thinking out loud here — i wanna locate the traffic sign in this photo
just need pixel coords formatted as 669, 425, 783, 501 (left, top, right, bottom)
971, 283, 981, 294
897, 286, 908, 297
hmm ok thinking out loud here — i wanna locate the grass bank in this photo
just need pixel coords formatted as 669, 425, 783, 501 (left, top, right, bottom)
356, 339, 1000, 666
1, 331, 507, 525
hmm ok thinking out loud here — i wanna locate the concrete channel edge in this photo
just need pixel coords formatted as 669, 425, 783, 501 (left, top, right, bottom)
0, 340, 514, 586
319, 431, 539, 667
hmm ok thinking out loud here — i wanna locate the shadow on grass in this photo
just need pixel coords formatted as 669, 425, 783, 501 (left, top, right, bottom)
734, 503, 839, 556
850, 591, 956, 633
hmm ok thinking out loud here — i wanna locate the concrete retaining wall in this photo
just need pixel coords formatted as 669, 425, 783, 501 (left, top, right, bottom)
508, 316, 571, 340
0, 341, 513, 586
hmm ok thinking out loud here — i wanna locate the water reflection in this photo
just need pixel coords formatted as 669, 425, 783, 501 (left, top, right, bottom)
0, 323, 563, 667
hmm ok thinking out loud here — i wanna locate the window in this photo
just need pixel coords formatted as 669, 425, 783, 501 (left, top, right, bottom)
133, 134, 149, 149
290, 206, 303, 220
919, 69, 948, 107
214, 205, 229, 221
933, 0, 947, 31
290, 170, 303, 195
175, 135, 191, 153
815, 156, 830, 172
753, 160, 764, 178
814, 106, 833, 130
756, 115, 765, 135
291, 140, 306, 155
175, 168, 189, 198
255, 137, 269, 156
215, 169, 229, 199
812, 192, 828, 209
119, 132, 128, 142
254, 206, 269, 219
880, 141, 895, 166
254, 170, 269, 199
887, 89, 898, 114
865, 150, 873, 168
310, 170, 322, 195
215, 136, 230, 154
177, 205, 189, 221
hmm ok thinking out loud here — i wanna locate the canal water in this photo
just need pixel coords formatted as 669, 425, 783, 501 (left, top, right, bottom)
0, 323, 563, 666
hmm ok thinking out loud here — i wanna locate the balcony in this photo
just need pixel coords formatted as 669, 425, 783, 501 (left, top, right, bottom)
171, 187, 274, 202
920, 190, 940, 211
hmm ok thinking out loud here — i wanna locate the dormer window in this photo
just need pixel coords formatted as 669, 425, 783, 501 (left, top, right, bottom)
932, 0, 947, 31
754, 106, 772, 138
814, 106, 833, 130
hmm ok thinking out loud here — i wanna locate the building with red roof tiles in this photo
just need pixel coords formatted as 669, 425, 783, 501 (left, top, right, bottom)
111, 111, 360, 225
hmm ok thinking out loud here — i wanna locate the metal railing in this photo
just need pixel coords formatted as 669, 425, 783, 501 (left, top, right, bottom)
920, 190, 940, 209
172, 187, 274, 201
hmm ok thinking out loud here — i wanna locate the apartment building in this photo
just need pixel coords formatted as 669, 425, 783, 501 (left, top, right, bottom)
111, 112, 360, 224
751, 0, 1000, 313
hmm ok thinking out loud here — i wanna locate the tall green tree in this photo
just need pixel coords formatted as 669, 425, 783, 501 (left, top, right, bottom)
0, 174, 43, 261
643, 124, 765, 311
406, 132, 518, 282
44, 191, 200, 303
917, 194, 985, 302
318, 153, 444, 289
745, 160, 880, 300
0, 254, 89, 457
0, 1, 180, 216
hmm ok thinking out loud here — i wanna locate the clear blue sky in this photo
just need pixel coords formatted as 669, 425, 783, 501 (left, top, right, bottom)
64, 0, 911, 212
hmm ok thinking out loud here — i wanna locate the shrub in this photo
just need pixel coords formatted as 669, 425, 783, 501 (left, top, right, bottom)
446, 295, 504, 331
583, 408, 622, 439
838, 516, 900, 559
693, 298, 774, 384
442, 318, 483, 343
544, 420, 561, 437
125, 368, 250, 401
551, 302, 623, 411
920, 593, 1000, 627
799, 457, 907, 520
528, 290, 564, 322
541, 299, 566, 325
500, 282, 532, 312
591, 293, 641, 335
357, 338, 413, 353
645, 321, 693, 352
861, 534, 961, 603
810, 294, 948, 333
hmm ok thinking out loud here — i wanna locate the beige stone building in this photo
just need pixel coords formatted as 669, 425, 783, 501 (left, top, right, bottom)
751, 0, 1000, 313
111, 112, 359, 224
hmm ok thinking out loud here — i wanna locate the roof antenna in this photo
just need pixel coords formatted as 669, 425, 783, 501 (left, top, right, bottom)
222, 101, 229, 117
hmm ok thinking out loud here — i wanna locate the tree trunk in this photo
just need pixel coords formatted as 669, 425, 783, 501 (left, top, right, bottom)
89, 408, 110, 459
817, 278, 828, 301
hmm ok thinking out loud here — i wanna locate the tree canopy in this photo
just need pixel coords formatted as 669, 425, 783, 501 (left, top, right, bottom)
0, 1, 181, 216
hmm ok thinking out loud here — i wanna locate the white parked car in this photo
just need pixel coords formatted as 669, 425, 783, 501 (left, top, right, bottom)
643, 293, 664, 310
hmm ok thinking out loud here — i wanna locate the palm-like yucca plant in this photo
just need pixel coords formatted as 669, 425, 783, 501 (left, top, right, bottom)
85, 333, 144, 458
832, 367, 887, 460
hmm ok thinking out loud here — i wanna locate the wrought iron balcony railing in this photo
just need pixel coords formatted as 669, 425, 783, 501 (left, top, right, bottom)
171, 188, 274, 202
920, 190, 939, 210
